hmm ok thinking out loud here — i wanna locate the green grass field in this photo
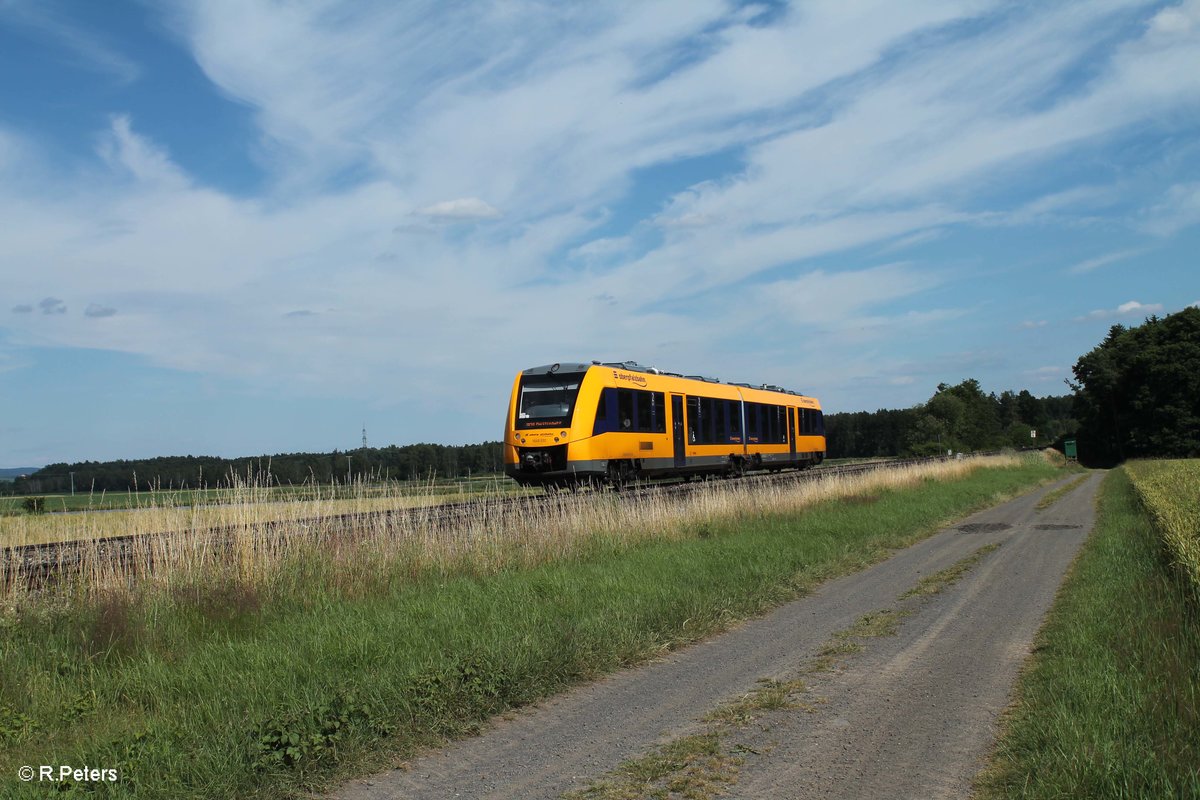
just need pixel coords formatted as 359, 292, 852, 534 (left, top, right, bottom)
978, 466, 1200, 798
0, 455, 1058, 799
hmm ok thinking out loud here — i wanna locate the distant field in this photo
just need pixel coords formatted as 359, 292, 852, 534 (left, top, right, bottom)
0, 476, 534, 548
0, 474, 515, 514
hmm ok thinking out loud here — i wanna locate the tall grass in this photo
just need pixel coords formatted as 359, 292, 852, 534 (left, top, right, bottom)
979, 467, 1200, 798
0, 454, 1056, 799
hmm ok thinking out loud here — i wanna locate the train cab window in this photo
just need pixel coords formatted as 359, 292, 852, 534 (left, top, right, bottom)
516, 373, 583, 430
815, 410, 825, 436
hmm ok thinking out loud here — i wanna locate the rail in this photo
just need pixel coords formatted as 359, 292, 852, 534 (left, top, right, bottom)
2, 453, 1001, 592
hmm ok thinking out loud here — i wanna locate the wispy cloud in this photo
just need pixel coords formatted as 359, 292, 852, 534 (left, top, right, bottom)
2, 1, 1198, 437
1026, 366, 1066, 382
84, 304, 117, 318
0, 1, 139, 83
39, 297, 66, 315
1068, 248, 1144, 274
11, 304, 33, 314
1140, 182, 1200, 236
413, 197, 501, 221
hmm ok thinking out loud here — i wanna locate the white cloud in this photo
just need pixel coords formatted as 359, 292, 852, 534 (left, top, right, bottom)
413, 197, 502, 221
1077, 299, 1164, 321
1020, 320, 1047, 329
97, 115, 190, 189
84, 304, 117, 318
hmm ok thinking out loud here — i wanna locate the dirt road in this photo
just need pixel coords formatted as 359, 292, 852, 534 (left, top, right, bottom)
332, 472, 1099, 800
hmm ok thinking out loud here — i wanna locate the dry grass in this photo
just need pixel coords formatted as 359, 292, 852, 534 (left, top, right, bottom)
2, 455, 1025, 605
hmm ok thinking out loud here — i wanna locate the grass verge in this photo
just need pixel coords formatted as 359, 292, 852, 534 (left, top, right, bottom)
0, 456, 1058, 799
977, 467, 1200, 798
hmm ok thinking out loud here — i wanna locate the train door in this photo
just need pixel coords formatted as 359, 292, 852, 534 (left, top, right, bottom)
787, 407, 797, 461
671, 394, 686, 468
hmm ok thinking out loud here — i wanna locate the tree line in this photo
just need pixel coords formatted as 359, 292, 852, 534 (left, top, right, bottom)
825, 307, 1200, 465
1069, 307, 1200, 464
825, 382, 1076, 459
8, 442, 505, 495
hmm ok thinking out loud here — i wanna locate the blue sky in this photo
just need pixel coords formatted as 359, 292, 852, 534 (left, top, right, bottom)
2, 0, 1199, 467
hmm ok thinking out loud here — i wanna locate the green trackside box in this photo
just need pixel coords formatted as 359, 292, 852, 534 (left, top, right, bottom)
1064, 439, 1077, 460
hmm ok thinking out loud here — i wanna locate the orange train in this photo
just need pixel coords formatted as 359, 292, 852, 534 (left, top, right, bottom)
503, 361, 825, 488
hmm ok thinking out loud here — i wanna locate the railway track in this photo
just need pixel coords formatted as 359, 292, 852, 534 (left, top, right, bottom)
1, 456, 972, 591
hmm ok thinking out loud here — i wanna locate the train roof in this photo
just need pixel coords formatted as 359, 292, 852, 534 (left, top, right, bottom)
520, 360, 812, 399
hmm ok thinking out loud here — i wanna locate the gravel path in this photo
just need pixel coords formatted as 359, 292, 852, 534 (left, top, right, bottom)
331, 472, 1099, 800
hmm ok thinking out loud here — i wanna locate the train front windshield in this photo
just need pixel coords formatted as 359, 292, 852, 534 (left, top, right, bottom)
515, 373, 583, 429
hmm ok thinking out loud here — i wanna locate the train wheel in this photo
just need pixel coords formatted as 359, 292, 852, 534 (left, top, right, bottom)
728, 457, 745, 478
607, 460, 633, 490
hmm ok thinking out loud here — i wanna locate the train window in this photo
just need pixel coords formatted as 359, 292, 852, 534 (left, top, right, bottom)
815, 410, 825, 436
716, 401, 727, 442
651, 392, 665, 433
799, 408, 809, 435
728, 401, 742, 441
766, 405, 777, 444
617, 389, 635, 431
746, 404, 759, 442
686, 396, 700, 443
636, 391, 652, 431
